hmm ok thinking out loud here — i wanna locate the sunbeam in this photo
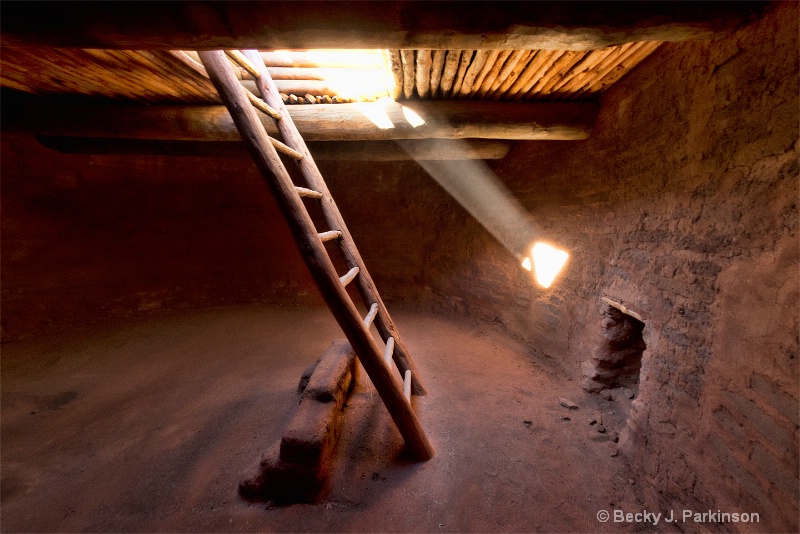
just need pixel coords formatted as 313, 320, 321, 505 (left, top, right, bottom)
398, 137, 569, 288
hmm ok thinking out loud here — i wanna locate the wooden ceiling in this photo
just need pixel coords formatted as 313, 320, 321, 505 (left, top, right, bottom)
0, 43, 661, 105
388, 44, 661, 102
0, 1, 760, 159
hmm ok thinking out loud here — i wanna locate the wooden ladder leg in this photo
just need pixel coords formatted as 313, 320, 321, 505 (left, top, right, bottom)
198, 50, 433, 461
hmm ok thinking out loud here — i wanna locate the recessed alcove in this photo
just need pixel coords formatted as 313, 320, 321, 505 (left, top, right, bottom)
581, 298, 646, 393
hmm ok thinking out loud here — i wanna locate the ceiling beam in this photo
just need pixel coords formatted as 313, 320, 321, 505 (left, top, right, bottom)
1, 1, 764, 51
36, 137, 513, 161
6, 96, 597, 141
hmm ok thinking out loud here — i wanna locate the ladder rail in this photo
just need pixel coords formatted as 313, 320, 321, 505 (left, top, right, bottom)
197, 50, 433, 461
167, 47, 424, 394
241, 49, 427, 396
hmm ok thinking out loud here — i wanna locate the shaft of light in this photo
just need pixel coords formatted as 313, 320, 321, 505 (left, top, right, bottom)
397, 138, 570, 288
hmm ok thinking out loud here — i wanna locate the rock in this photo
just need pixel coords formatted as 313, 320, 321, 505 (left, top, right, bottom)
604, 393, 613, 401
523, 419, 532, 427
610, 450, 619, 457
596, 425, 607, 433
623, 387, 635, 399
612, 433, 619, 443
587, 415, 597, 425
559, 398, 579, 410
561, 416, 571, 421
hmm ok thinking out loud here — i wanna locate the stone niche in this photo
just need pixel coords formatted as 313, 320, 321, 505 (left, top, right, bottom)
581, 298, 646, 393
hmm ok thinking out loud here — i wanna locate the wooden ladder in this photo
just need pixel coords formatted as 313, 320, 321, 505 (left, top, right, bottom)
197, 50, 433, 461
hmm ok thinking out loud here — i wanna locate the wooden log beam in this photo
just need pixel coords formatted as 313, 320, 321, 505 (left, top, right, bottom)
387, 50, 403, 100
35, 137, 513, 160
429, 50, 446, 98
1, 1, 764, 50
399, 50, 415, 99
450, 50, 474, 96
415, 50, 432, 99
7, 96, 597, 141
438, 50, 462, 96
458, 50, 490, 97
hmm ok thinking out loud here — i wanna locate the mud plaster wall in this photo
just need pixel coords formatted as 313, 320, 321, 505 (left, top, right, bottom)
424, 5, 798, 531
0, 135, 453, 339
0, 138, 310, 338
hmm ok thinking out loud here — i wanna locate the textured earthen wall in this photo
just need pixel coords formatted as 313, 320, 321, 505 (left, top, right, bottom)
0, 135, 451, 339
0, 136, 321, 338
417, 4, 798, 530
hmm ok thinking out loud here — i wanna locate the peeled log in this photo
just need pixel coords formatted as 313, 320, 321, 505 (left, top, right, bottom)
439, 50, 462, 96
388, 50, 403, 100
9, 98, 598, 141
450, 50, 474, 96
459, 50, 490, 96
429, 50, 446, 97
400, 50, 416, 99
36, 137, 513, 160
415, 50, 432, 99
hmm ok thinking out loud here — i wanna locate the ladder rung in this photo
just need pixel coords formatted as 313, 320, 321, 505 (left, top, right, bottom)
363, 303, 379, 328
383, 337, 395, 365
246, 91, 281, 120
271, 137, 303, 160
295, 186, 323, 199
403, 370, 412, 402
225, 50, 262, 80
339, 266, 360, 287
318, 230, 342, 243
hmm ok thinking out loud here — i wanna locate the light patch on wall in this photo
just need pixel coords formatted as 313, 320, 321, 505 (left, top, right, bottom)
401, 106, 426, 127
524, 242, 569, 288
355, 98, 395, 129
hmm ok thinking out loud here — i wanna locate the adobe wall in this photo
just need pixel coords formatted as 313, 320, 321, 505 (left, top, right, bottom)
423, 3, 798, 530
0, 136, 316, 338
0, 134, 452, 339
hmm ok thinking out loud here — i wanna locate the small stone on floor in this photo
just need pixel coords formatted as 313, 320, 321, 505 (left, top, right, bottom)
559, 398, 578, 410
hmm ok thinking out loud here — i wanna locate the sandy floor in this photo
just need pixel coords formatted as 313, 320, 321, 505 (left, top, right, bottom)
1, 305, 648, 532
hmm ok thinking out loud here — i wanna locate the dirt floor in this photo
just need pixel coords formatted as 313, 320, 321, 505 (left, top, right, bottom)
1, 305, 650, 532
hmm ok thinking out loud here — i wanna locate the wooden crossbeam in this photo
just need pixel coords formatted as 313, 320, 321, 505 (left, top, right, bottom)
9, 97, 598, 142
3, 2, 763, 50
34, 136, 514, 161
